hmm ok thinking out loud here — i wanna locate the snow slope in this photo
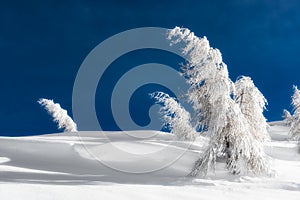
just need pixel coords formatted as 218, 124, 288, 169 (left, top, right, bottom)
0, 123, 300, 200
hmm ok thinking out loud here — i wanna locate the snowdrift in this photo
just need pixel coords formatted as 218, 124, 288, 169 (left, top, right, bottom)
0, 124, 300, 200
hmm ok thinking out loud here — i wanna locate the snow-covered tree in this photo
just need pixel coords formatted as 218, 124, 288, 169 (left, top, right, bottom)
38, 98, 77, 132
151, 92, 197, 141
168, 27, 270, 176
189, 100, 270, 176
234, 76, 270, 143
168, 27, 233, 132
289, 86, 300, 140
282, 109, 292, 126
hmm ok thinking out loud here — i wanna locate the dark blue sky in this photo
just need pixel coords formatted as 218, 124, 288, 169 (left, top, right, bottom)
1, 0, 300, 136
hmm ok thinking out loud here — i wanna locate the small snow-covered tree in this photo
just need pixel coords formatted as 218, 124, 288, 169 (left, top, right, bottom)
152, 92, 197, 141
282, 109, 292, 126
234, 76, 270, 143
38, 98, 77, 132
168, 27, 270, 176
289, 86, 300, 140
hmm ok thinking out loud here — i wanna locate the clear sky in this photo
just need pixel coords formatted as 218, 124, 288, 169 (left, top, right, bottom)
1, 0, 300, 136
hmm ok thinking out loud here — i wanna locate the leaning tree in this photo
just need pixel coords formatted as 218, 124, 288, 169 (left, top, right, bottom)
151, 92, 197, 141
38, 98, 77, 132
282, 109, 292, 126
167, 27, 270, 176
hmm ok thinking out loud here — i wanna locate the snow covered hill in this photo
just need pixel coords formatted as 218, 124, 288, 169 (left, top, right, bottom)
0, 123, 300, 200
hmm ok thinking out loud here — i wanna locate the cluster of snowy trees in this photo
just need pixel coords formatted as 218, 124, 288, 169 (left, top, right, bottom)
38, 27, 285, 177
283, 86, 300, 141
153, 27, 271, 176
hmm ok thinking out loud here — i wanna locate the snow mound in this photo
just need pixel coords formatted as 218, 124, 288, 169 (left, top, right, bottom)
0, 123, 300, 199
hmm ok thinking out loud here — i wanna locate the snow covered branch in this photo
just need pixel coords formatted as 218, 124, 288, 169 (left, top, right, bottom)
38, 98, 77, 132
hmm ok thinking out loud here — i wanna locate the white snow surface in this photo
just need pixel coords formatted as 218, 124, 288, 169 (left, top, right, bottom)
0, 122, 300, 200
